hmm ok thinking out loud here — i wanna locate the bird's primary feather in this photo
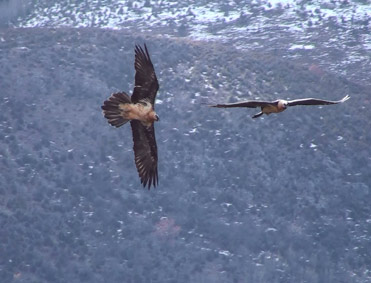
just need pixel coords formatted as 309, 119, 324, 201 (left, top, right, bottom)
131, 44, 159, 105
211, 100, 278, 108
287, 95, 350, 106
130, 120, 158, 189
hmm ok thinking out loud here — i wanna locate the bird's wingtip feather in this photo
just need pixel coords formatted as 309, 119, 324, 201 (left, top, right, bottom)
341, 95, 350, 102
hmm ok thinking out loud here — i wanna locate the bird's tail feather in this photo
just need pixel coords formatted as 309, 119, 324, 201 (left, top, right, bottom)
101, 92, 132, 127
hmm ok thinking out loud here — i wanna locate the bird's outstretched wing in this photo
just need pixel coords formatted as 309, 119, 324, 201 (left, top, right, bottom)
131, 44, 159, 105
287, 95, 350, 107
130, 120, 158, 189
210, 100, 278, 108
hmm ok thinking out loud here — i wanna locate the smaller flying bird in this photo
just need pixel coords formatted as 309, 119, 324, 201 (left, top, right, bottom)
211, 95, 350, 118
102, 44, 159, 189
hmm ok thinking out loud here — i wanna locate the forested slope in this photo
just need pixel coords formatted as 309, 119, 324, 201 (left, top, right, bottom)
0, 27, 370, 282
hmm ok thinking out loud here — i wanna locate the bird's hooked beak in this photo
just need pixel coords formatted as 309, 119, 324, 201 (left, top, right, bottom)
155, 114, 160, 121
280, 101, 288, 109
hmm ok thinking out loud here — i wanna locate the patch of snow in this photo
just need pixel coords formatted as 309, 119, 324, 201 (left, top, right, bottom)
310, 143, 317, 148
289, 44, 315, 50
219, 250, 232, 257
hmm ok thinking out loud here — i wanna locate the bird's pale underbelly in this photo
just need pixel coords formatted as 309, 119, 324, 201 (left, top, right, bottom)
262, 105, 285, 114
119, 103, 155, 125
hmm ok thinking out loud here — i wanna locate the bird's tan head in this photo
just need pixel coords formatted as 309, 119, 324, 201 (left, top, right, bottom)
149, 111, 160, 122
278, 100, 288, 110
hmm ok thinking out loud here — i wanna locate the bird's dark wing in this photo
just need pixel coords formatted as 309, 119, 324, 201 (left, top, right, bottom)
130, 120, 158, 189
287, 95, 350, 107
210, 100, 278, 108
131, 44, 159, 106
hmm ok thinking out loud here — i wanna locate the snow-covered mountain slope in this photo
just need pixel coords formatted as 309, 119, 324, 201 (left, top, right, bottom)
13, 0, 371, 86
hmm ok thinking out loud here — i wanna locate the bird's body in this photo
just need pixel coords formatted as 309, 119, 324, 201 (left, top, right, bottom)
102, 44, 159, 189
211, 95, 350, 118
119, 100, 158, 127
262, 100, 287, 114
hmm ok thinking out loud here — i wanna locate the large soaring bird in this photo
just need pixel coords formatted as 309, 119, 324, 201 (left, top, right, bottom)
211, 95, 350, 118
102, 44, 159, 189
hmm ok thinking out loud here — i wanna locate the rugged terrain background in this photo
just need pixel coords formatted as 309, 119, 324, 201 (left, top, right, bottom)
0, 0, 370, 282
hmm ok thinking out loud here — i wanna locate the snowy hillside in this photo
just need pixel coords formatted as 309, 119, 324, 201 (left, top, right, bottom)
13, 0, 371, 86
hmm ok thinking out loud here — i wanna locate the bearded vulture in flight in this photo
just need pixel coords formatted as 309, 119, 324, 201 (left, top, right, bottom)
102, 44, 159, 189
211, 95, 350, 118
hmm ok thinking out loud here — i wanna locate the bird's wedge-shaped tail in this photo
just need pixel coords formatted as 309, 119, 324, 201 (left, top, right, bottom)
102, 92, 132, 127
